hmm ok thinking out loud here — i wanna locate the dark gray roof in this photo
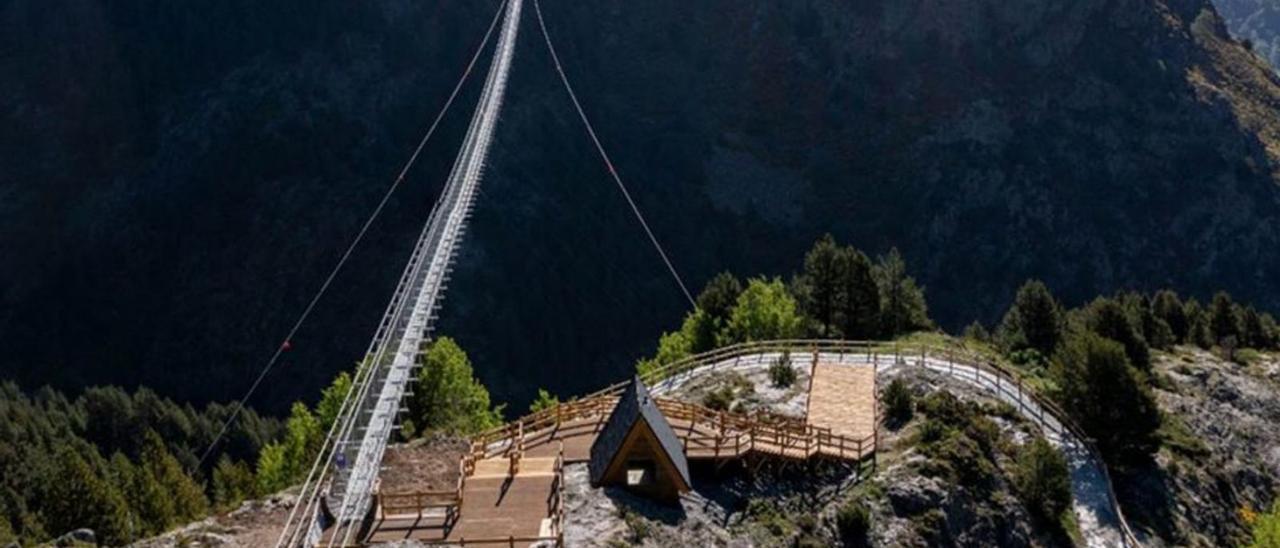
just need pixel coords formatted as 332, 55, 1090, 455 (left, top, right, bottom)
589, 376, 690, 488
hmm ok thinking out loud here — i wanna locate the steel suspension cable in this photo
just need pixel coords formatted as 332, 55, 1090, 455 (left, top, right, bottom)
196, 0, 510, 470
531, 0, 696, 307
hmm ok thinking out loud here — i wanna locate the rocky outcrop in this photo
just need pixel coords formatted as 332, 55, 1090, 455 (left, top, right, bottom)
1116, 348, 1280, 547
129, 493, 297, 548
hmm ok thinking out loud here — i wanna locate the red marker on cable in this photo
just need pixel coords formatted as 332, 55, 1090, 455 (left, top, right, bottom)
281, 340, 293, 352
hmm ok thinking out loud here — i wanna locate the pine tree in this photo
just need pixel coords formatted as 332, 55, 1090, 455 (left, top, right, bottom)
1242, 306, 1267, 349
1210, 292, 1242, 345
1085, 297, 1152, 371
873, 247, 931, 337
211, 456, 256, 509
997, 280, 1063, 357
1050, 332, 1161, 465
685, 308, 719, 354
110, 451, 171, 537
42, 447, 130, 546
795, 234, 848, 337
527, 389, 560, 414
1122, 293, 1174, 350
839, 249, 882, 340
409, 337, 502, 436
696, 272, 743, 323
1262, 313, 1280, 350
140, 431, 207, 523
315, 371, 352, 433
281, 403, 320, 481
1152, 290, 1188, 343
255, 442, 289, 494
1184, 298, 1212, 349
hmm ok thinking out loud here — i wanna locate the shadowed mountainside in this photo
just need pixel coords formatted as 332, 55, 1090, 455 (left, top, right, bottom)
2, 0, 1280, 413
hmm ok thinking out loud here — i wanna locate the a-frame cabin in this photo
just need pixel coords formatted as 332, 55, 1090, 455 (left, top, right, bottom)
588, 376, 691, 502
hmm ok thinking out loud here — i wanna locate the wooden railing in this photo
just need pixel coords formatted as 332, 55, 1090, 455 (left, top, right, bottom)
464, 339, 1138, 547
373, 476, 463, 524
440, 442, 565, 548
619, 338, 1137, 546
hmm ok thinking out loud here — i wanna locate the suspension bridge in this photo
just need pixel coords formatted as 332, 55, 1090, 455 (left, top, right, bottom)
268, 0, 687, 545
195, 0, 1149, 545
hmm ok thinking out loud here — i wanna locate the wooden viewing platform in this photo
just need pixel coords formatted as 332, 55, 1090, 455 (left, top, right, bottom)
806, 361, 878, 442
353, 362, 878, 546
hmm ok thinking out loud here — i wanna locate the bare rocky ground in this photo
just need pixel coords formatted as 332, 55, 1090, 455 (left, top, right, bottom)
378, 436, 469, 495
129, 492, 295, 548
1117, 347, 1280, 547
563, 361, 1073, 548
658, 358, 812, 417
127, 437, 468, 548
866, 367, 1073, 548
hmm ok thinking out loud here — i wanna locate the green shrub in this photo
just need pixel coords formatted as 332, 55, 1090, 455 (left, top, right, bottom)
617, 507, 650, 542
963, 321, 992, 343
834, 500, 871, 547
528, 388, 560, 414
1009, 348, 1048, 369
1250, 499, 1280, 548
915, 392, 1001, 488
1157, 414, 1209, 458
703, 386, 734, 411
769, 352, 797, 388
883, 379, 913, 426
1013, 438, 1072, 522
723, 278, 805, 344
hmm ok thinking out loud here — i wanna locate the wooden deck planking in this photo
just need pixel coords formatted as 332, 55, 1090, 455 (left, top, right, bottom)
361, 378, 879, 547
365, 466, 557, 546
805, 362, 877, 442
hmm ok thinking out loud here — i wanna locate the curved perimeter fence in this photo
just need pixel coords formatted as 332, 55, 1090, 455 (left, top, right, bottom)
470, 339, 1140, 547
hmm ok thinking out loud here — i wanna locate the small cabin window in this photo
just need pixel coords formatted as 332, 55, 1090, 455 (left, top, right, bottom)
626, 460, 656, 486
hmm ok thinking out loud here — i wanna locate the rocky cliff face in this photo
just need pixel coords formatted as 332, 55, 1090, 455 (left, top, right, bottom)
3, 0, 1280, 411
1120, 348, 1280, 546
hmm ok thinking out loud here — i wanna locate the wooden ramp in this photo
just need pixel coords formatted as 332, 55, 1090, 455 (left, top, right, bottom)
363, 456, 561, 547
806, 362, 877, 442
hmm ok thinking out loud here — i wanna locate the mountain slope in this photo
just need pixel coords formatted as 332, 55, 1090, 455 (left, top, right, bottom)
2, 0, 1280, 412
1212, 0, 1280, 69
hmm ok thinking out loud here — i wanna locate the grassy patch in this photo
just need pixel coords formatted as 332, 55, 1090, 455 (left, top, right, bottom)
1060, 506, 1084, 546
1158, 414, 1210, 458
911, 508, 948, 543
1236, 348, 1264, 367
743, 498, 796, 538
698, 372, 756, 412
